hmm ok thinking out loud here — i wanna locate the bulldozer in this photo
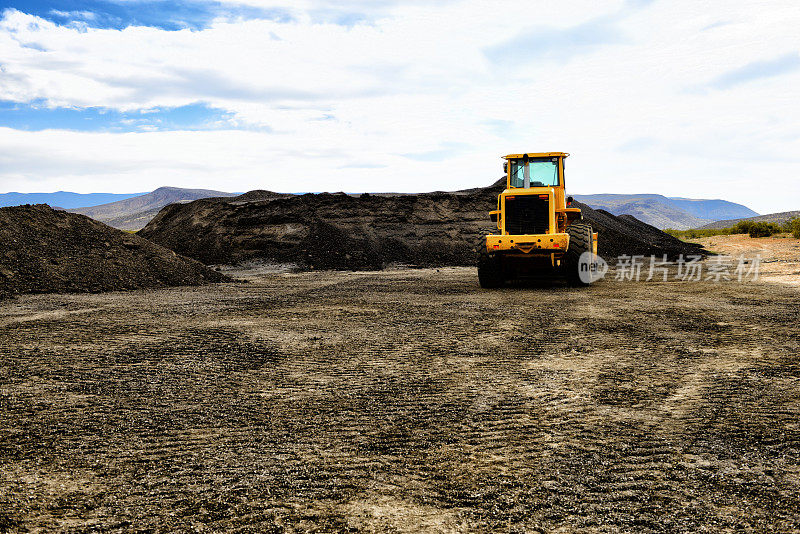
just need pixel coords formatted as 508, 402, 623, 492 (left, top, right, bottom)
478, 152, 599, 287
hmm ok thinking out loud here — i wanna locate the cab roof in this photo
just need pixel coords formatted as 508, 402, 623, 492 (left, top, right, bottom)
503, 152, 569, 159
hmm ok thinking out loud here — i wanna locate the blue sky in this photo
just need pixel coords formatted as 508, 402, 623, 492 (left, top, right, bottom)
0, 0, 798, 213
0, 100, 234, 131
0, 0, 291, 30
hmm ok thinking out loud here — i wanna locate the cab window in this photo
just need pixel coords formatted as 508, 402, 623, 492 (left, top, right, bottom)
509, 157, 559, 187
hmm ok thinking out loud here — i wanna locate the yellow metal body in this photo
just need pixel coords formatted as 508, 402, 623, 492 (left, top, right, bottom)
485, 152, 595, 263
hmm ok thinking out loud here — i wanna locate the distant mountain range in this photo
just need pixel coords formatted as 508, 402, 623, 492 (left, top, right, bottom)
572, 194, 758, 230
0, 191, 143, 209
68, 187, 237, 230
698, 210, 800, 229
666, 197, 759, 221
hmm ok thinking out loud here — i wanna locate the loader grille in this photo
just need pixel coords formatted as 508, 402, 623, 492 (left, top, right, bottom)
504, 195, 549, 235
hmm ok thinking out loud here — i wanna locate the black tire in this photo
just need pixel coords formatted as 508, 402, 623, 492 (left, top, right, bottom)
477, 245, 504, 288
564, 222, 594, 286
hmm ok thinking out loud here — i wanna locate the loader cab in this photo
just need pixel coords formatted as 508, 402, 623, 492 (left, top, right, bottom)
501, 152, 570, 218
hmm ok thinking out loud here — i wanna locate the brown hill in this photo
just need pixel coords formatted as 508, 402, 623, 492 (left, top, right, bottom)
138, 179, 705, 270
0, 205, 229, 299
68, 186, 238, 230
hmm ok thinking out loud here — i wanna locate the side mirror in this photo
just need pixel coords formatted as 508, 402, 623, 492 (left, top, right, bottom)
567, 196, 574, 206
503, 162, 508, 173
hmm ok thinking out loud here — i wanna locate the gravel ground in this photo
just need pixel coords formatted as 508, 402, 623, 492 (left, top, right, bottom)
1, 268, 799, 532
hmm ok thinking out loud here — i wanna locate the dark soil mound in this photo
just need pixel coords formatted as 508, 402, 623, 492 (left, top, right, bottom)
140, 191, 491, 269
0, 205, 229, 298
139, 180, 704, 270
230, 190, 294, 203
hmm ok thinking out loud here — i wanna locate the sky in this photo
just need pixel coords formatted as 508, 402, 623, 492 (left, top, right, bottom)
0, 0, 798, 213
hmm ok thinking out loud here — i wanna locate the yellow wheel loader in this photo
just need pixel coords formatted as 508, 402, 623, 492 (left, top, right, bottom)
478, 152, 599, 287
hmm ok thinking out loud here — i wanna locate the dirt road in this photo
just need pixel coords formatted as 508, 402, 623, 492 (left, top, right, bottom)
1, 268, 799, 532
694, 233, 800, 287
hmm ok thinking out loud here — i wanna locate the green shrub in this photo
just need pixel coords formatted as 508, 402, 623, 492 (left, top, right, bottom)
785, 218, 800, 239
664, 227, 733, 239
747, 221, 781, 238
666, 219, 796, 240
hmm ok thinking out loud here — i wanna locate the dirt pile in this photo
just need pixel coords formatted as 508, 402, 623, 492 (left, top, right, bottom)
140, 191, 493, 269
0, 204, 228, 298
229, 190, 294, 203
139, 180, 705, 270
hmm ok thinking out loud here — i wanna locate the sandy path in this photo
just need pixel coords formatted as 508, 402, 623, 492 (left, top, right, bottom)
694, 234, 800, 287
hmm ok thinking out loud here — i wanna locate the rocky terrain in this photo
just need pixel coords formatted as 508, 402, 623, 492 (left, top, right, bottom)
1, 266, 797, 532
139, 179, 706, 270
0, 204, 228, 299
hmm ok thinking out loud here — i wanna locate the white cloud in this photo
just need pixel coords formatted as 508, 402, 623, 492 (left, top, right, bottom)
49, 10, 98, 21
0, 0, 799, 213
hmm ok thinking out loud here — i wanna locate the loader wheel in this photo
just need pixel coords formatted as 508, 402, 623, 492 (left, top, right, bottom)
478, 248, 504, 288
564, 222, 594, 286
